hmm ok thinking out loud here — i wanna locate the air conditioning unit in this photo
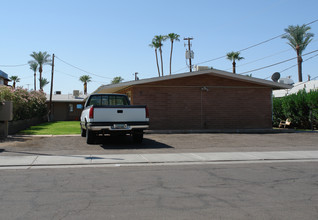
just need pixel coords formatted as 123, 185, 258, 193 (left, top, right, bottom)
278, 78, 294, 85
73, 90, 80, 97
55, 91, 61, 95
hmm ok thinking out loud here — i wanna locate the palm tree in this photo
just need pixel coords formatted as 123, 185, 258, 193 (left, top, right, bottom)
40, 78, 49, 89
111, 76, 124, 84
153, 35, 167, 77
28, 61, 38, 91
149, 40, 161, 77
282, 24, 314, 82
9, 76, 20, 89
79, 75, 92, 95
30, 51, 51, 90
166, 33, 180, 75
226, 51, 244, 74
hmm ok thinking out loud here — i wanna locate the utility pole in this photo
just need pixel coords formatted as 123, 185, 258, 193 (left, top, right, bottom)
184, 37, 194, 72
49, 53, 55, 121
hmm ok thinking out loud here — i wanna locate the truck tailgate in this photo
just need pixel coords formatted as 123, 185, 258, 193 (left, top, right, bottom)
93, 106, 147, 122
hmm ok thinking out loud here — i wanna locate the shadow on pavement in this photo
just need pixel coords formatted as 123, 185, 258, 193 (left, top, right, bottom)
96, 136, 173, 150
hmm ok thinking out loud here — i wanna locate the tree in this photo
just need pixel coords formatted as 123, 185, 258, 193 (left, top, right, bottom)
40, 78, 49, 89
226, 51, 244, 74
166, 33, 180, 75
30, 51, 51, 90
79, 75, 92, 95
149, 40, 161, 77
111, 76, 124, 84
9, 76, 20, 89
28, 61, 38, 91
282, 24, 314, 82
153, 35, 167, 77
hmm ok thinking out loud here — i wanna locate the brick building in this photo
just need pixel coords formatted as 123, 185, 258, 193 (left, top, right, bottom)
95, 69, 291, 130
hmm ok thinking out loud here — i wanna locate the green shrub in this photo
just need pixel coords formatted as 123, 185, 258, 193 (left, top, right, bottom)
0, 86, 47, 120
273, 89, 318, 129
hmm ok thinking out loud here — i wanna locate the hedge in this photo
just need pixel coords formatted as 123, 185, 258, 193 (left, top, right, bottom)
0, 86, 47, 121
273, 89, 318, 129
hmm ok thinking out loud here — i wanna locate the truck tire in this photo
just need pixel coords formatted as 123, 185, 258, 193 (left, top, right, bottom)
81, 127, 86, 137
132, 132, 143, 143
86, 128, 94, 144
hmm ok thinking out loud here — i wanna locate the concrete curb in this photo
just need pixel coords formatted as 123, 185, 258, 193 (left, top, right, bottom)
1, 151, 318, 169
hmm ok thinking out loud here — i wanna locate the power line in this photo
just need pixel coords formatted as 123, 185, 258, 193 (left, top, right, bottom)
193, 18, 318, 66
0, 63, 28, 67
239, 49, 318, 75
55, 56, 112, 79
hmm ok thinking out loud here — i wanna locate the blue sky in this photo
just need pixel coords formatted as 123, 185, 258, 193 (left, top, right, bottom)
1, 0, 317, 94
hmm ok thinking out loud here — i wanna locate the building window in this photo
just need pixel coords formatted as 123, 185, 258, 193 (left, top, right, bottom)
69, 104, 73, 112
77, 104, 83, 109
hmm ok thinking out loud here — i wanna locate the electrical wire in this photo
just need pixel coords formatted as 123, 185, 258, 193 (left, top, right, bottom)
192, 18, 318, 67
0, 63, 28, 67
239, 49, 318, 75
55, 56, 112, 79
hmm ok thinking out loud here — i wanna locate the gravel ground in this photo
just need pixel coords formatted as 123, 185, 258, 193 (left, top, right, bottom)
0, 132, 317, 156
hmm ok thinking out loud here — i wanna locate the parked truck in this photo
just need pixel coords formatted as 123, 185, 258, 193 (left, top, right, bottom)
80, 94, 149, 144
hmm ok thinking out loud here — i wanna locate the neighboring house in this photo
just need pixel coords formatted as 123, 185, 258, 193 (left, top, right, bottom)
273, 80, 318, 98
95, 69, 291, 130
46, 91, 88, 121
0, 70, 10, 86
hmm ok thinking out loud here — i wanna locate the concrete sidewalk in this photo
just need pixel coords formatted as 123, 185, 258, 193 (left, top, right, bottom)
1, 150, 318, 169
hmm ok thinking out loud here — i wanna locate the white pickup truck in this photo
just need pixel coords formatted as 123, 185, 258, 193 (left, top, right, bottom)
80, 94, 149, 144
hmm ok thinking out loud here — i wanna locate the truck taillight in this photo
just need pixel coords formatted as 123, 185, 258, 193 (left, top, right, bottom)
89, 106, 94, 119
145, 106, 149, 118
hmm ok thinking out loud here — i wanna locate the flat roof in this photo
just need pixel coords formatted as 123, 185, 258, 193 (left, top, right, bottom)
95, 69, 292, 94
45, 94, 88, 103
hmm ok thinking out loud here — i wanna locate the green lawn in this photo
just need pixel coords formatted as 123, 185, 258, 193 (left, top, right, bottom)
19, 121, 81, 135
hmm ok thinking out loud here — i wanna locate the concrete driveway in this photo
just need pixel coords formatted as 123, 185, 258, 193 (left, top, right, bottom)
0, 132, 317, 156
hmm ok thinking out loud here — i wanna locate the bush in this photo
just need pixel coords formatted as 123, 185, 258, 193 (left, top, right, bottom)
0, 86, 47, 121
273, 89, 318, 129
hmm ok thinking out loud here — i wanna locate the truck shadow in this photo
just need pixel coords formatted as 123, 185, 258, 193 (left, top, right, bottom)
96, 136, 173, 150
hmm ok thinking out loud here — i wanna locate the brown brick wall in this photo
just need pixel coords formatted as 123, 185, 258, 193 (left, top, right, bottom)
118, 74, 273, 130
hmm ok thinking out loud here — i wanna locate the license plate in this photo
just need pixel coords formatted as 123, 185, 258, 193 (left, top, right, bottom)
113, 124, 127, 129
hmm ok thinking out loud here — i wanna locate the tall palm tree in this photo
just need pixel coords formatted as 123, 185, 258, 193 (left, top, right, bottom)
9, 76, 20, 89
40, 78, 49, 89
166, 33, 180, 75
149, 40, 161, 77
30, 51, 51, 90
153, 35, 167, 77
28, 61, 38, 91
282, 24, 314, 82
79, 75, 92, 95
226, 51, 244, 74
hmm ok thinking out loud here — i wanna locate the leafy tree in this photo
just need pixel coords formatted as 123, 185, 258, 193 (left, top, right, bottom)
166, 33, 180, 75
79, 75, 91, 95
282, 24, 314, 82
40, 78, 49, 90
111, 76, 124, 84
149, 40, 161, 77
226, 51, 244, 74
28, 61, 38, 91
30, 51, 51, 90
9, 76, 20, 89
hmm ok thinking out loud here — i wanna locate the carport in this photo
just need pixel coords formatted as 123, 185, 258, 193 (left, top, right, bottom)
95, 69, 291, 130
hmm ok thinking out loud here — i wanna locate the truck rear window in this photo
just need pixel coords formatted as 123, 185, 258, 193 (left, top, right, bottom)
87, 95, 129, 107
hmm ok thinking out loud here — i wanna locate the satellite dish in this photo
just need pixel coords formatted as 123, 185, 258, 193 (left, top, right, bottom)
271, 72, 280, 82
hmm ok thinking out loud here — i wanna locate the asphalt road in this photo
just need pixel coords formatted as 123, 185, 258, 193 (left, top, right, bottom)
0, 162, 317, 220
0, 132, 318, 156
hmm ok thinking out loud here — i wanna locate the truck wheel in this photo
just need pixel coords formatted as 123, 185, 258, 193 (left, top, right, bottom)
132, 132, 143, 143
81, 127, 86, 137
86, 128, 94, 144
